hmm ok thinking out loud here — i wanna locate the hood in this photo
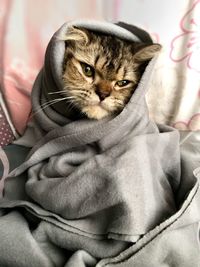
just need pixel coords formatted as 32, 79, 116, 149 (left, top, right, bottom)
31, 19, 157, 139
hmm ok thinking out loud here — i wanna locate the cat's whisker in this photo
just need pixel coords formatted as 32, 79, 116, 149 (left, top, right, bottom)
39, 99, 65, 110
75, 95, 86, 101
62, 96, 78, 101
66, 99, 80, 113
116, 101, 124, 107
62, 87, 90, 99
67, 102, 76, 112
40, 97, 70, 107
70, 89, 88, 95
48, 92, 79, 101
48, 90, 68, 95
31, 97, 72, 117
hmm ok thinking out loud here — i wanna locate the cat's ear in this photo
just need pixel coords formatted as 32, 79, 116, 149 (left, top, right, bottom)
64, 26, 90, 45
134, 44, 162, 63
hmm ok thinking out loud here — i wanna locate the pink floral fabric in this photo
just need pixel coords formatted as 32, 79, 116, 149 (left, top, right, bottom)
168, 0, 200, 130
170, 0, 200, 73
116, 0, 200, 131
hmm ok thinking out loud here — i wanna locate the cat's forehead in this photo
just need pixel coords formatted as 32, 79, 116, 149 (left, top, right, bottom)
84, 33, 131, 59
70, 34, 136, 79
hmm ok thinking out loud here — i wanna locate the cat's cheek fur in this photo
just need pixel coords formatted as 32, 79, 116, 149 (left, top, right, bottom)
82, 105, 109, 120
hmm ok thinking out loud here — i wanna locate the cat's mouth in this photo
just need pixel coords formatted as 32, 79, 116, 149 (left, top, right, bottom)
82, 102, 111, 120
88, 101, 111, 111
85, 96, 111, 109
92, 101, 105, 108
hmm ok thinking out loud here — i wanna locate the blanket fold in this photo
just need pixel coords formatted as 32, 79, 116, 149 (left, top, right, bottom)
0, 20, 200, 267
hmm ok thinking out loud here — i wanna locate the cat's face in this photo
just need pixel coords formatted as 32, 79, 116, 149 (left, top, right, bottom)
62, 27, 161, 120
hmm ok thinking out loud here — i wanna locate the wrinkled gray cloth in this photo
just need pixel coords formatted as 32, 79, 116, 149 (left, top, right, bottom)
0, 20, 200, 267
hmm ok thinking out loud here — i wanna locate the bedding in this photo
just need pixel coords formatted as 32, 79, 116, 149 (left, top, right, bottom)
0, 1, 200, 266
0, 103, 14, 147
0, 20, 199, 267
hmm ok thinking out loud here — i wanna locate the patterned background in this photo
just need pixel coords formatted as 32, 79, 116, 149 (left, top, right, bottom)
0, 0, 200, 145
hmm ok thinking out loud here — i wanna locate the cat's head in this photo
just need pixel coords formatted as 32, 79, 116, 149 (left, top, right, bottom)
62, 26, 161, 120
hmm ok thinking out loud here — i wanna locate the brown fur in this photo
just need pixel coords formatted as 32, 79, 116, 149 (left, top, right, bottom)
60, 26, 161, 120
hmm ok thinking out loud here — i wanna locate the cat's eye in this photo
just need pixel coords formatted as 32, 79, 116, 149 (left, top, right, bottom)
116, 80, 130, 87
80, 62, 94, 77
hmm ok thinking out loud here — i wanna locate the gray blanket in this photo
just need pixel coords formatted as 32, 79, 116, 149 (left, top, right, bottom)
0, 20, 200, 267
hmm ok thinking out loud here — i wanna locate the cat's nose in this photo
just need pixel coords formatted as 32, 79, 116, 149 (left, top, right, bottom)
95, 89, 109, 101
95, 84, 111, 101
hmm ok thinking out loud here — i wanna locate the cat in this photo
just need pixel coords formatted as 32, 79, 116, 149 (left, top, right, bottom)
50, 26, 161, 120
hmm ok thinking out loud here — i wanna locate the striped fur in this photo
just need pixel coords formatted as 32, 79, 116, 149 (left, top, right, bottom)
62, 27, 161, 120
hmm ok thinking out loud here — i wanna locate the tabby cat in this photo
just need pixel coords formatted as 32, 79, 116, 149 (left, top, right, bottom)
56, 27, 161, 120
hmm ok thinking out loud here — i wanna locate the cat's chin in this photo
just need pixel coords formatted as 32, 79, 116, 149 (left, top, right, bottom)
82, 105, 110, 120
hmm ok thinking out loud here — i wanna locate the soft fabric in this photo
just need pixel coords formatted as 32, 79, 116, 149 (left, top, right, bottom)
0, 20, 200, 267
0, 144, 30, 197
